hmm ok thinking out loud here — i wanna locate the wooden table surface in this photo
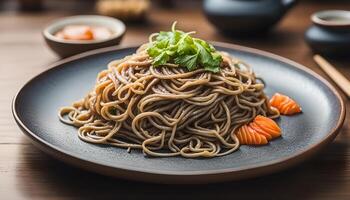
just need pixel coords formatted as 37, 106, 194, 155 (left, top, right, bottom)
1, 1, 350, 199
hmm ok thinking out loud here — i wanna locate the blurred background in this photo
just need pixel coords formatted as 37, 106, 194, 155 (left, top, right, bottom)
1, 0, 350, 57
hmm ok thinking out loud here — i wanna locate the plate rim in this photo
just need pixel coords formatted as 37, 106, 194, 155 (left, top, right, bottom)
12, 42, 346, 182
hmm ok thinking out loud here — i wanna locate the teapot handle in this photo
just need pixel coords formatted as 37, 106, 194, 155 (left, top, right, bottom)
282, 0, 297, 11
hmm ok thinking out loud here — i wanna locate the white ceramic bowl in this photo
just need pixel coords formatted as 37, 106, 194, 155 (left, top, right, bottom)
43, 15, 126, 58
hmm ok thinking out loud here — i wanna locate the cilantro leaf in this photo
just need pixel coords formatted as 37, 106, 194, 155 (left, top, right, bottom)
174, 54, 198, 71
153, 51, 169, 66
147, 22, 222, 72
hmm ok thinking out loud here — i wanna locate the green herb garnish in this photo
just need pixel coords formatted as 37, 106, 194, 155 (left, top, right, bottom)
147, 22, 222, 73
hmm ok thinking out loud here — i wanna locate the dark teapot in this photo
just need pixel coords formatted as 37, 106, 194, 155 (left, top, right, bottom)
203, 0, 297, 35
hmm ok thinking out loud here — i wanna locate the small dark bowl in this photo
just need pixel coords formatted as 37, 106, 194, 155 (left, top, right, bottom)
202, 0, 297, 36
305, 10, 350, 57
43, 15, 126, 58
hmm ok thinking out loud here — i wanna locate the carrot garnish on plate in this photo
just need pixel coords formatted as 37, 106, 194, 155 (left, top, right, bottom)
236, 124, 268, 145
236, 115, 281, 145
269, 93, 302, 115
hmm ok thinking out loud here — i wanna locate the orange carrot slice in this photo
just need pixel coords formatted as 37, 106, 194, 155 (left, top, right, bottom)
236, 124, 268, 145
236, 115, 281, 145
269, 93, 302, 115
254, 115, 281, 139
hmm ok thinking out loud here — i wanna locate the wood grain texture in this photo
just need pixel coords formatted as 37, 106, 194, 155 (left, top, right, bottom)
1, 1, 350, 199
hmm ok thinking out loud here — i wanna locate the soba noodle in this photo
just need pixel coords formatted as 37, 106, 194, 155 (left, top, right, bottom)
58, 44, 279, 158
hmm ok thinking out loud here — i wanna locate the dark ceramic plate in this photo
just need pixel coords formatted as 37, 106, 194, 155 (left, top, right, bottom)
13, 43, 345, 184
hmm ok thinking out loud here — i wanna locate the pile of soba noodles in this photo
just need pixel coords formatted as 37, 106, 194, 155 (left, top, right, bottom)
59, 24, 279, 158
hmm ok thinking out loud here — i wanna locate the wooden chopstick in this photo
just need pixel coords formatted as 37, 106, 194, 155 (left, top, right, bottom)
313, 54, 350, 98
